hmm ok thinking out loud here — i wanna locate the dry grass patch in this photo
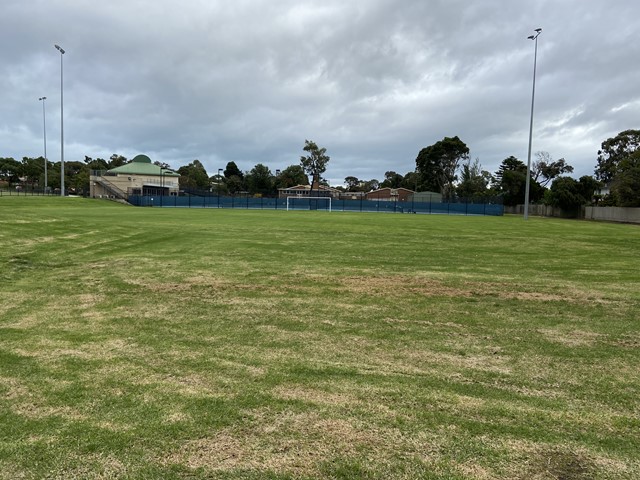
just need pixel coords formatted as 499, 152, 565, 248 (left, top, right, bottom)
538, 328, 605, 347
12, 401, 87, 422
336, 275, 614, 305
164, 409, 435, 477
271, 385, 358, 408
611, 333, 640, 349
1, 376, 30, 400
11, 338, 147, 364
46, 453, 128, 480
485, 438, 636, 479
385, 344, 513, 377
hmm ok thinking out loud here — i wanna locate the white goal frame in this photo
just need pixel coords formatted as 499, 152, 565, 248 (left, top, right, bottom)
286, 195, 332, 212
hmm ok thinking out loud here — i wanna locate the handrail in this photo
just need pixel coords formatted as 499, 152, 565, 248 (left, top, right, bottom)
95, 176, 128, 199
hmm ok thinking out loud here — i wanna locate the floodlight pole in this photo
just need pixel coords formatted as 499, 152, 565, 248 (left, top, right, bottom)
39, 97, 48, 192
55, 44, 65, 196
524, 28, 541, 220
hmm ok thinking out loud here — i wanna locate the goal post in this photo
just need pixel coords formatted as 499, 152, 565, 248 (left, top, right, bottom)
286, 196, 332, 212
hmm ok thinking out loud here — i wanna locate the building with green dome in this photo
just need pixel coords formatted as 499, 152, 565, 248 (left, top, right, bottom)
90, 154, 180, 200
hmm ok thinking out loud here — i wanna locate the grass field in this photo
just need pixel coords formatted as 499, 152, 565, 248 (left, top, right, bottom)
1, 197, 639, 479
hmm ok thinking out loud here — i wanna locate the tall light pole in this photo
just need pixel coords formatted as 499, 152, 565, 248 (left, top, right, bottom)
524, 28, 542, 220
39, 96, 48, 193
55, 44, 65, 196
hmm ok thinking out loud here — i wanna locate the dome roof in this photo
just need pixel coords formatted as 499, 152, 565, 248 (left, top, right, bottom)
131, 154, 152, 164
108, 154, 179, 176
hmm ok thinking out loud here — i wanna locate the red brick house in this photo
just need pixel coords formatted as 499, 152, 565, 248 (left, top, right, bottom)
365, 187, 414, 202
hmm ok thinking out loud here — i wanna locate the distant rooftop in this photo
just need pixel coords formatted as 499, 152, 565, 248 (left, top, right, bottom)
108, 154, 179, 176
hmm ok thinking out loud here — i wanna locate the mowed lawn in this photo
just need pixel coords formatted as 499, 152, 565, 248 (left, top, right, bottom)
1, 196, 639, 480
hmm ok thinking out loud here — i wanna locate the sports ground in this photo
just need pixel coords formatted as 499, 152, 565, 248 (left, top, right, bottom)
1, 196, 639, 479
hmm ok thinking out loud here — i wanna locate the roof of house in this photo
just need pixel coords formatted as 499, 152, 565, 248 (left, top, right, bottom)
109, 154, 180, 176
278, 184, 338, 192
367, 187, 415, 195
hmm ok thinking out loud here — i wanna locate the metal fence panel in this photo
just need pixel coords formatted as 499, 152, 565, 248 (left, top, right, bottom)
126, 195, 503, 216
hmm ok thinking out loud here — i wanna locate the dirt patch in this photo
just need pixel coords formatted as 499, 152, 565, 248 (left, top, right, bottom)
491, 439, 635, 479
517, 447, 596, 479
611, 333, 640, 349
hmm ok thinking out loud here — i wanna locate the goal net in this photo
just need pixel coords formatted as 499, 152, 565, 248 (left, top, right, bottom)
286, 196, 332, 212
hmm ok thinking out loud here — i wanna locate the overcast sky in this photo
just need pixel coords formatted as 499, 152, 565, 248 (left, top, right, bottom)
2, 0, 639, 186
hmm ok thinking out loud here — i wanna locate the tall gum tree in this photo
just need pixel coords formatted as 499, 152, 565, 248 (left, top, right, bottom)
595, 129, 640, 184
300, 140, 330, 196
415, 136, 469, 198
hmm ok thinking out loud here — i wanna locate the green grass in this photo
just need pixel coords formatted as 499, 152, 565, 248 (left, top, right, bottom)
1, 196, 639, 479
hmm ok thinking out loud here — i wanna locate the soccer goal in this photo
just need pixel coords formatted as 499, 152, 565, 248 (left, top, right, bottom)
286, 196, 332, 212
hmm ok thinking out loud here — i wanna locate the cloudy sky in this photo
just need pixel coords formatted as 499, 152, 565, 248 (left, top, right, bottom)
2, 0, 639, 186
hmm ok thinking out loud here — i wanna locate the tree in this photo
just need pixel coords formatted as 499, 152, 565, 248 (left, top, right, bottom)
154, 161, 172, 170
494, 156, 544, 206
300, 140, 330, 195
0, 157, 22, 186
456, 158, 492, 199
415, 136, 469, 197
494, 156, 524, 185
21, 157, 44, 188
65, 161, 89, 194
246, 163, 274, 196
400, 171, 420, 191
108, 154, 128, 169
595, 129, 640, 183
612, 150, 640, 207
380, 171, 404, 189
84, 156, 108, 171
224, 161, 244, 180
275, 165, 308, 190
225, 175, 244, 195
210, 172, 228, 195
178, 159, 209, 189
344, 176, 360, 191
546, 175, 600, 211
344, 177, 378, 192
532, 151, 574, 187
361, 179, 380, 192
577, 175, 601, 204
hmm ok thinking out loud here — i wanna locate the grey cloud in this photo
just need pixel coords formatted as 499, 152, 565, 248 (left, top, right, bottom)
1, 0, 639, 185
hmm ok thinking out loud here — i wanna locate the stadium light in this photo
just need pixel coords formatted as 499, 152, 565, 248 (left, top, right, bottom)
55, 44, 65, 196
39, 97, 48, 192
524, 28, 541, 220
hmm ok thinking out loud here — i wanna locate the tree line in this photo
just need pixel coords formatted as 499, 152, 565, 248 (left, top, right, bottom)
341, 130, 639, 209
1, 130, 638, 207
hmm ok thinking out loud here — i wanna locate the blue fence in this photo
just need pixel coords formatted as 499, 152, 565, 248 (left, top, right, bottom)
127, 195, 503, 216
